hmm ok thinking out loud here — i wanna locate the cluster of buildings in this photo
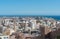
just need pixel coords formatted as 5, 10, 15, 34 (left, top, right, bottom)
0, 17, 60, 39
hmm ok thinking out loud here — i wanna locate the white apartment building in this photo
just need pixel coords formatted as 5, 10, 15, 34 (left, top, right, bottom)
0, 35, 9, 39
30, 19, 36, 30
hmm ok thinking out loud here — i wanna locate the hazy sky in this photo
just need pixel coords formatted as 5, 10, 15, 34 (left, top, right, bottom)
0, 0, 60, 15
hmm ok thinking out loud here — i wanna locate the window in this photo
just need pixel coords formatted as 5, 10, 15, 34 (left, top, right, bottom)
0, 37, 2, 39
4, 37, 8, 39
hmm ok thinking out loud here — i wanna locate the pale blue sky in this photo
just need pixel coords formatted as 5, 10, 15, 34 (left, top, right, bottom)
0, 0, 60, 15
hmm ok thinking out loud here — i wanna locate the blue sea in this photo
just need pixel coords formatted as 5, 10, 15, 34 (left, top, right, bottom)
0, 15, 60, 20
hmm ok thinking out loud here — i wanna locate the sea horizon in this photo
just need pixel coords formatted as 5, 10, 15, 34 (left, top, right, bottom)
0, 15, 59, 20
